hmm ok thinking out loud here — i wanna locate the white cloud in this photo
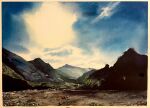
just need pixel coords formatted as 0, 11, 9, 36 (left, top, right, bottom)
17, 43, 118, 69
22, 2, 77, 48
14, 2, 121, 69
42, 45, 119, 69
92, 2, 120, 23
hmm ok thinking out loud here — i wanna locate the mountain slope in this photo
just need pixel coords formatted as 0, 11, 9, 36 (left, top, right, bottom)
29, 58, 54, 73
2, 48, 50, 82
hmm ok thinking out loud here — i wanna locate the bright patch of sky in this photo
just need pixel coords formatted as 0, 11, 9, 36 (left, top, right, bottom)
2, 2, 148, 69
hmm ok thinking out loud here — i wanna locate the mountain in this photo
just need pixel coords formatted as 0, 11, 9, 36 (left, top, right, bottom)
2, 48, 50, 82
29, 58, 62, 82
2, 48, 79, 91
2, 62, 65, 91
29, 58, 54, 73
57, 64, 90, 80
88, 48, 148, 90
2, 47, 147, 91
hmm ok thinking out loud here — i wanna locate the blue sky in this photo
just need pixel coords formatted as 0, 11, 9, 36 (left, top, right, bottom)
2, 2, 148, 68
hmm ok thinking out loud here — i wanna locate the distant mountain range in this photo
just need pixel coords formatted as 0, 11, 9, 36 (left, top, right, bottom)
2, 48, 148, 91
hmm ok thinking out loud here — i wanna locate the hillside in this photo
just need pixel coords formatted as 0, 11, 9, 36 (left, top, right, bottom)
86, 48, 148, 90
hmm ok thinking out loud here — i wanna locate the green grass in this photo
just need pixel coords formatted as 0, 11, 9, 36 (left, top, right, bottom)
2, 63, 24, 80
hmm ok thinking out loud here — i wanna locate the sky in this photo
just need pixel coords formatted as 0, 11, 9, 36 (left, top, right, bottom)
2, 2, 148, 69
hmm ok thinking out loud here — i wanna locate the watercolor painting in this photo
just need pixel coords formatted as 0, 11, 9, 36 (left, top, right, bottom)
2, 2, 148, 106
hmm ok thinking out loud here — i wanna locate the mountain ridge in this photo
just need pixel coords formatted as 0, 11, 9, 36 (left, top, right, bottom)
2, 47, 148, 91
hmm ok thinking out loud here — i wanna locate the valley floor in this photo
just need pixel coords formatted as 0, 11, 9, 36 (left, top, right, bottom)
3, 89, 147, 106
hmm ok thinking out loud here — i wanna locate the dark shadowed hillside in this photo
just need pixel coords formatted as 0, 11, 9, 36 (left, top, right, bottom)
88, 48, 148, 90
2, 48, 49, 82
2, 63, 32, 91
2, 74, 32, 92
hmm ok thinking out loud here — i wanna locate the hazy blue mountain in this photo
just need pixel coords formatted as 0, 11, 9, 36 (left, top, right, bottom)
57, 64, 91, 80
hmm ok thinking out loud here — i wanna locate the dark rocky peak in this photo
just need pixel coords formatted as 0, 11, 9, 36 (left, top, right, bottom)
114, 48, 147, 68
33, 58, 43, 62
29, 58, 54, 76
30, 58, 54, 70
125, 48, 137, 54
122, 48, 139, 57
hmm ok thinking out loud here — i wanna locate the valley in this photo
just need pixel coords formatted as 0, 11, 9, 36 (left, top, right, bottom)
2, 48, 148, 106
2, 1, 148, 106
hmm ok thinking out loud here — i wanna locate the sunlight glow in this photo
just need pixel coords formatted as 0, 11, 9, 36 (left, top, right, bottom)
23, 2, 77, 48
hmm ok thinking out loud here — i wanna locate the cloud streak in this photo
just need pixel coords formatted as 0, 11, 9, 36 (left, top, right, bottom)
92, 2, 120, 23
